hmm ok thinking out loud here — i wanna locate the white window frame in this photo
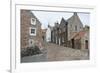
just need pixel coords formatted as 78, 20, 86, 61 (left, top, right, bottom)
29, 27, 36, 36
31, 18, 36, 25
29, 39, 34, 47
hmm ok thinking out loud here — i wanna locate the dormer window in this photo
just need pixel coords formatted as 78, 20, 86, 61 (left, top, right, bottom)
31, 18, 36, 25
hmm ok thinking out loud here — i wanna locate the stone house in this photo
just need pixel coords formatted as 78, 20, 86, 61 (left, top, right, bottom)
70, 26, 89, 50
21, 10, 42, 50
58, 18, 68, 46
51, 12, 90, 50
67, 12, 83, 48
51, 22, 61, 45
51, 19, 68, 46
51, 12, 84, 48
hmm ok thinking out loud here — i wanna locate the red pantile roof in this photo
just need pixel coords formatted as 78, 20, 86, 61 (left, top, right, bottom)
72, 31, 86, 40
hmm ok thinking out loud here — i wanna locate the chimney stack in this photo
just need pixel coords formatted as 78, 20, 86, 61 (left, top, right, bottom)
74, 12, 77, 15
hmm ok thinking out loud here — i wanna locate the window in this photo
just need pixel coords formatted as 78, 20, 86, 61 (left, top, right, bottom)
31, 29, 35, 34
29, 39, 34, 47
31, 18, 36, 25
30, 27, 36, 36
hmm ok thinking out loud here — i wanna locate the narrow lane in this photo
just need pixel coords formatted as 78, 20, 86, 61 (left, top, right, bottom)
44, 42, 89, 61
21, 42, 89, 63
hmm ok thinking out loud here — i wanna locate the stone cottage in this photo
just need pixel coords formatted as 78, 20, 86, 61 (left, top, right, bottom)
21, 10, 43, 50
51, 22, 60, 45
51, 12, 84, 48
67, 12, 83, 48
72, 25, 90, 50
51, 12, 89, 49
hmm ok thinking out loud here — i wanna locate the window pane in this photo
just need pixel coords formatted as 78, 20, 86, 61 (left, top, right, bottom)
31, 18, 36, 25
31, 29, 35, 34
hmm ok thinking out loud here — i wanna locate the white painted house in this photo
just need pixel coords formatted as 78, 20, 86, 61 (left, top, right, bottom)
46, 25, 52, 42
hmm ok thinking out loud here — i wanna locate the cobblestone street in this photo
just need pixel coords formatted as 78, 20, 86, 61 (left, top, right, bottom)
21, 10, 90, 63
44, 42, 89, 61
21, 42, 89, 63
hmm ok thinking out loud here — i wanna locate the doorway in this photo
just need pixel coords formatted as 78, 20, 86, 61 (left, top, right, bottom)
85, 40, 88, 49
72, 39, 75, 48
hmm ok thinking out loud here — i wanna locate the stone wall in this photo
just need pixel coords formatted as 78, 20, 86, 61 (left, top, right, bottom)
21, 10, 42, 49
67, 12, 83, 41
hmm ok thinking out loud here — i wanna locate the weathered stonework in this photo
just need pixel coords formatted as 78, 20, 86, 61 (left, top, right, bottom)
51, 12, 89, 50
21, 10, 42, 50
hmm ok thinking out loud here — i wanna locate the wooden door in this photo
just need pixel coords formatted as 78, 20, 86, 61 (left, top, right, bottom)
72, 39, 75, 48
85, 40, 88, 49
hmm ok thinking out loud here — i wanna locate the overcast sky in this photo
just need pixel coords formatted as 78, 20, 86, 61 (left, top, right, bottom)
32, 11, 90, 29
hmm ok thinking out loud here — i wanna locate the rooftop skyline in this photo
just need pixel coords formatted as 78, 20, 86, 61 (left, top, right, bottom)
32, 11, 90, 29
